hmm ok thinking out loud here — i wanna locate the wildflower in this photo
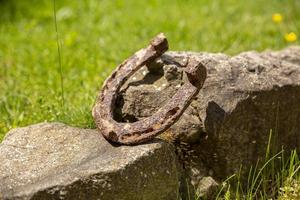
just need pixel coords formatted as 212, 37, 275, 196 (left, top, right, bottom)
285, 32, 297, 42
272, 13, 283, 23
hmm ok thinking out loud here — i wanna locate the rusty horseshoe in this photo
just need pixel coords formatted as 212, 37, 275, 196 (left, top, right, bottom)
93, 33, 207, 145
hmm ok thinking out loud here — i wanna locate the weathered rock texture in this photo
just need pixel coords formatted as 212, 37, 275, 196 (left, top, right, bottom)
0, 123, 180, 200
117, 46, 300, 184
1, 47, 300, 199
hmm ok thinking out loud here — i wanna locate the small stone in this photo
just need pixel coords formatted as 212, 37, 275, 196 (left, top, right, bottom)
196, 176, 219, 199
163, 64, 183, 82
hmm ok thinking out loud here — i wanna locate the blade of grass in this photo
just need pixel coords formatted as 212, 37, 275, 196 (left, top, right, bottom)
53, 0, 65, 107
249, 150, 284, 198
215, 174, 236, 199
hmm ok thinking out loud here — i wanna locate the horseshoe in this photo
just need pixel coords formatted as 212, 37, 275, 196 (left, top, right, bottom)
92, 33, 207, 145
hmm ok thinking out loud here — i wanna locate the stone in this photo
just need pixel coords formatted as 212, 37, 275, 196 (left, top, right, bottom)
117, 46, 300, 183
0, 123, 180, 200
1, 46, 300, 199
196, 176, 219, 199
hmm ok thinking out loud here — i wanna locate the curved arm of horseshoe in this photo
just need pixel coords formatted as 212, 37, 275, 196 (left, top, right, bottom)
93, 33, 207, 145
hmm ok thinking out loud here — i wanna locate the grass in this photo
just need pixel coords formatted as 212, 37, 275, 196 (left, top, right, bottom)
214, 150, 300, 199
196, 132, 300, 199
53, 0, 65, 107
0, 1, 299, 199
1, 0, 299, 141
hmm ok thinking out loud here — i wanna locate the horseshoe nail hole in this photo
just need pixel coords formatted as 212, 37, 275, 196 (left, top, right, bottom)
120, 127, 155, 140
121, 132, 140, 140
110, 71, 117, 79
108, 131, 118, 141
161, 107, 179, 124
165, 107, 180, 119
144, 127, 154, 133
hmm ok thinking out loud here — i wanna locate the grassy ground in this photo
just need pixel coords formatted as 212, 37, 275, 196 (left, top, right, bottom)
0, 0, 299, 199
210, 134, 300, 200
1, 0, 299, 141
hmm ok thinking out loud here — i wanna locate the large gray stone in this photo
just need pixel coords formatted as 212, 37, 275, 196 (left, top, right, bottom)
0, 123, 180, 200
1, 46, 300, 199
117, 46, 300, 184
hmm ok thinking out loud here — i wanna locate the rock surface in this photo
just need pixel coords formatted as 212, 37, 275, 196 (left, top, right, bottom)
1, 47, 300, 199
196, 176, 219, 199
0, 123, 180, 200
117, 46, 300, 183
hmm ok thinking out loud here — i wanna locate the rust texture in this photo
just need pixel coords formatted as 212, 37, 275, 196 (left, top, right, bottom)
92, 33, 207, 145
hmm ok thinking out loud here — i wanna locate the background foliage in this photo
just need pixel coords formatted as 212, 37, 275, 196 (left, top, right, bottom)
0, 0, 299, 140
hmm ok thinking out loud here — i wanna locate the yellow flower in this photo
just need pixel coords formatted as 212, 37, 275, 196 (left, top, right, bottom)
285, 32, 297, 42
272, 13, 283, 23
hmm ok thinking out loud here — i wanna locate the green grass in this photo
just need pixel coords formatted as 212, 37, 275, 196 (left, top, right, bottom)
1, 0, 299, 141
0, 1, 299, 199
213, 150, 300, 199
196, 132, 300, 199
